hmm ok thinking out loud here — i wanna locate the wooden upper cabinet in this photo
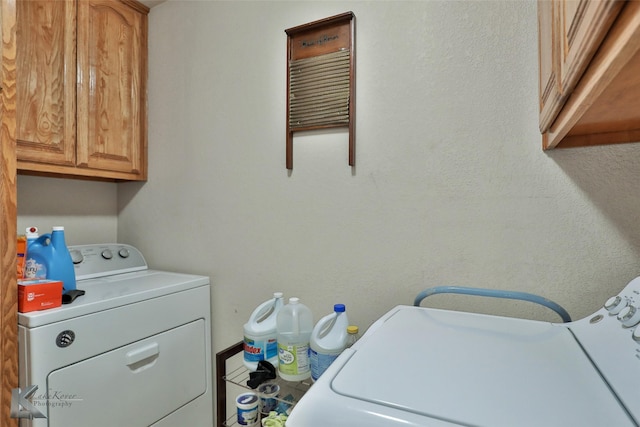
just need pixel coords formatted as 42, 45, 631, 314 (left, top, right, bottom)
539, 0, 640, 149
538, 0, 559, 134
557, 1, 623, 101
538, 0, 624, 143
16, 0, 148, 181
77, 0, 147, 177
16, 0, 77, 167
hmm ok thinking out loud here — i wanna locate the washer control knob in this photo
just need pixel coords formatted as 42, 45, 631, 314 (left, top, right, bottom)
101, 249, 113, 260
618, 306, 640, 328
633, 326, 640, 342
70, 250, 84, 265
604, 296, 628, 315
118, 248, 130, 258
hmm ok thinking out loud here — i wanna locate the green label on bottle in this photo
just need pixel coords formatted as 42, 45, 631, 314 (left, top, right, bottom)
277, 342, 310, 376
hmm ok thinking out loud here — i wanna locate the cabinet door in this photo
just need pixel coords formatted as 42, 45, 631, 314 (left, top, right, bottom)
538, 0, 623, 136
557, 0, 623, 96
538, 0, 560, 134
16, 0, 76, 166
77, 0, 147, 177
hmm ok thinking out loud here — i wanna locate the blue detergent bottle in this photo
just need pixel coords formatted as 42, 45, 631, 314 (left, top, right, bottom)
49, 226, 76, 293
28, 226, 76, 293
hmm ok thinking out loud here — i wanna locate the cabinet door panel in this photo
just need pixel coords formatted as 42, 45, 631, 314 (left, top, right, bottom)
558, 0, 622, 95
77, 0, 146, 176
538, 0, 560, 133
538, 0, 624, 140
16, 0, 76, 166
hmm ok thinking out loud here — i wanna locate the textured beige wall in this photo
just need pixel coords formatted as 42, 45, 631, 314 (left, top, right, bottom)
18, 0, 640, 367
115, 0, 640, 348
17, 175, 118, 244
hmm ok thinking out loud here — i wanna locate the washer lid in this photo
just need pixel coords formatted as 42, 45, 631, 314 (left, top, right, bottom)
18, 270, 209, 328
330, 306, 635, 427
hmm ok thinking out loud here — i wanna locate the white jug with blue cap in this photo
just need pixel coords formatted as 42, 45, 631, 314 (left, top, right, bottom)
310, 303, 349, 381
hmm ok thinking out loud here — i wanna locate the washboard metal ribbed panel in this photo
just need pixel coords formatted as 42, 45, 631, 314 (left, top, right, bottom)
285, 12, 356, 170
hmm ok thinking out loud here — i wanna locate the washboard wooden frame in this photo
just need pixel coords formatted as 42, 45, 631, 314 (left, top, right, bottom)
285, 12, 356, 169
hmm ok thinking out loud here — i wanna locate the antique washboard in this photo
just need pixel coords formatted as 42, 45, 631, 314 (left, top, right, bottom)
285, 12, 355, 169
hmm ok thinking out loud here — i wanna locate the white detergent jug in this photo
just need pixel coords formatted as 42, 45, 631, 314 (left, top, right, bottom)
243, 292, 284, 371
277, 297, 313, 381
310, 304, 349, 381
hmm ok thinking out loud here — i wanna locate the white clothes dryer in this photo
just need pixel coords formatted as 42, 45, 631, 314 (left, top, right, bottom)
18, 244, 213, 427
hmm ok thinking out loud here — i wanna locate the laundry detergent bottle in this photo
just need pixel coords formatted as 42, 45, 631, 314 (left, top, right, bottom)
277, 297, 313, 381
28, 226, 76, 293
310, 304, 349, 381
243, 292, 285, 371
48, 226, 76, 292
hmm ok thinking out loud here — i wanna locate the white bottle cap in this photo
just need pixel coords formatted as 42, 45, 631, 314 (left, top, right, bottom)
25, 227, 39, 238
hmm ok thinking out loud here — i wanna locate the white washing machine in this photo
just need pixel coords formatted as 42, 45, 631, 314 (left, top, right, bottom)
288, 278, 640, 427
17, 244, 212, 427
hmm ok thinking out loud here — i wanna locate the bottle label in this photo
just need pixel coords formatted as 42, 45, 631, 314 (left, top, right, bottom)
243, 337, 277, 363
236, 394, 259, 426
265, 338, 278, 360
237, 406, 258, 425
278, 342, 310, 376
24, 258, 46, 279
310, 349, 339, 381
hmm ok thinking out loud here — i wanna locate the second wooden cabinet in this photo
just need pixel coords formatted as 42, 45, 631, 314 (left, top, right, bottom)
538, 0, 640, 150
538, 0, 623, 137
16, 0, 148, 181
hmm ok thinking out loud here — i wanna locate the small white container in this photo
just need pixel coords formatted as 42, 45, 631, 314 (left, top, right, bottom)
236, 392, 259, 426
346, 325, 360, 348
258, 382, 280, 414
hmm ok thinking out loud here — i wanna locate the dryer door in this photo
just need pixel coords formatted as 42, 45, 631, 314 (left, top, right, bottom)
46, 319, 206, 427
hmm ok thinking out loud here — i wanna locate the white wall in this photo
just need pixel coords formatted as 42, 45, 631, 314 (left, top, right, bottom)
17, 175, 118, 243
16, 0, 640, 389
115, 0, 640, 353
